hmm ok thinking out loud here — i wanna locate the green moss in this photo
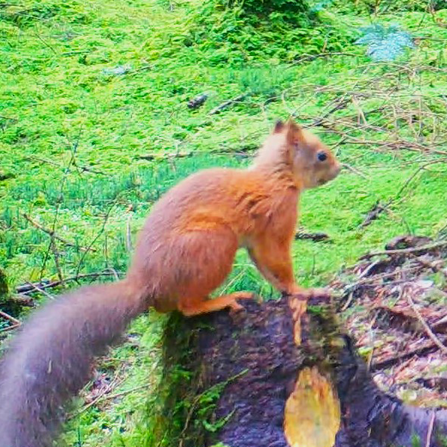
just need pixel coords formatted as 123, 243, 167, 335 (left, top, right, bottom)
2, 0, 447, 445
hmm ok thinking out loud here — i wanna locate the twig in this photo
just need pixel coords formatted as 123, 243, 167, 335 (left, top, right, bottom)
74, 360, 159, 419
295, 231, 330, 242
310, 96, 352, 127
359, 201, 391, 229
50, 240, 64, 285
291, 52, 358, 66
75, 205, 115, 278
394, 160, 447, 199
361, 241, 447, 260
106, 268, 120, 281
343, 263, 420, 292
126, 214, 133, 253
342, 163, 369, 179
209, 94, 247, 115
139, 151, 192, 161
366, 313, 378, 372
411, 256, 447, 278
72, 160, 106, 175
88, 383, 151, 403
71, 374, 125, 419
32, 31, 58, 55
425, 411, 436, 447
39, 127, 83, 281
16, 271, 120, 295
0, 310, 21, 325
25, 282, 55, 301
25, 156, 105, 175
0, 323, 21, 334
371, 341, 440, 371
23, 213, 95, 252
406, 289, 447, 355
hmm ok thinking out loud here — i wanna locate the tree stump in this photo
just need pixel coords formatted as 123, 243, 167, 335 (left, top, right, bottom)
160, 296, 447, 447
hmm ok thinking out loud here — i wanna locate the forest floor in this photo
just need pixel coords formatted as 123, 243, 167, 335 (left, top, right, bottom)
1, 0, 447, 445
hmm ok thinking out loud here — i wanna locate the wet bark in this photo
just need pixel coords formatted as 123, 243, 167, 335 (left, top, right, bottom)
171, 296, 447, 447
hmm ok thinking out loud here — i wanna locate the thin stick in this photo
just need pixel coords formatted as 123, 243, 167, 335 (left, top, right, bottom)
39, 127, 83, 281
90, 383, 151, 403
23, 213, 95, 252
411, 256, 447, 279
0, 323, 21, 334
209, 94, 247, 115
74, 361, 159, 418
371, 342, 440, 371
425, 411, 436, 447
0, 310, 21, 325
343, 264, 420, 291
75, 204, 114, 278
25, 282, 56, 301
72, 377, 125, 418
361, 241, 447, 260
406, 290, 447, 355
50, 240, 64, 286
16, 271, 120, 294
342, 163, 369, 179
126, 214, 133, 253
394, 160, 447, 199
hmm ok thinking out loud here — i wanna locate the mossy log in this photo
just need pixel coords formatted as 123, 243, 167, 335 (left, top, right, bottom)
163, 296, 447, 447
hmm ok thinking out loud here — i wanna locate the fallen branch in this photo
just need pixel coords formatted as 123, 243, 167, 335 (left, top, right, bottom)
209, 94, 248, 115
0, 310, 21, 325
5, 295, 35, 307
294, 231, 330, 242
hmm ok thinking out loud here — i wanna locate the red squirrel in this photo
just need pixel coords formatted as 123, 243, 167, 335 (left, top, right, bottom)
0, 120, 340, 447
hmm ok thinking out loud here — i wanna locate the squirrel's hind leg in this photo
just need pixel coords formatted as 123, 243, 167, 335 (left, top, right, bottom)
172, 226, 253, 316
178, 292, 253, 317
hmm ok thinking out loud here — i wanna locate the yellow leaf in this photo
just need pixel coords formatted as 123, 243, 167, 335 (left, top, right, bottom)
284, 366, 340, 447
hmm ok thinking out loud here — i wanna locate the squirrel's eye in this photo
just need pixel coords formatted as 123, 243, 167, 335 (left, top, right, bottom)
317, 151, 327, 162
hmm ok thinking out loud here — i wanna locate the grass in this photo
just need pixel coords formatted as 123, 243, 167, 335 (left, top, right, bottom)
1, 0, 447, 445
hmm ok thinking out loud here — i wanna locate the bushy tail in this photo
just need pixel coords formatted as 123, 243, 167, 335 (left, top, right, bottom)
0, 280, 147, 447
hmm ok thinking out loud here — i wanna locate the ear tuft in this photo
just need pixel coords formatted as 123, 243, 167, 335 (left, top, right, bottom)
286, 119, 303, 144
274, 120, 285, 133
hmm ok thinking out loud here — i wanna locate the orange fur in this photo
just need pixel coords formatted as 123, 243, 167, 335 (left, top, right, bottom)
0, 120, 341, 447
128, 119, 341, 314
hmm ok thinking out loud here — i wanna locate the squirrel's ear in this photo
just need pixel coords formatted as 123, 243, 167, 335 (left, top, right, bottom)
286, 120, 304, 145
273, 120, 285, 133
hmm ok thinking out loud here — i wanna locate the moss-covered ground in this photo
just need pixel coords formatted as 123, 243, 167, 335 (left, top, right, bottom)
1, 0, 447, 445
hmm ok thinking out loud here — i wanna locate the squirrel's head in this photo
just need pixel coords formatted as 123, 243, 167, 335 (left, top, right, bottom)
254, 120, 341, 190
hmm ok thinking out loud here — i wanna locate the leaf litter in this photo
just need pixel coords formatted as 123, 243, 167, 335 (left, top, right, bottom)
333, 234, 447, 408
